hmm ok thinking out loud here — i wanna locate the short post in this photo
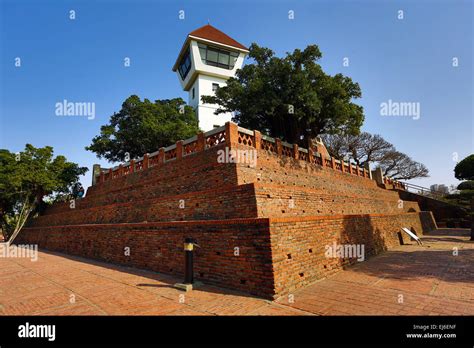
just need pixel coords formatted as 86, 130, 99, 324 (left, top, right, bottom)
184, 237, 194, 284
308, 148, 314, 164
364, 162, 372, 179
158, 148, 165, 164
307, 139, 314, 163
293, 144, 299, 160
253, 130, 261, 150
92, 164, 101, 186
143, 153, 149, 169
225, 122, 239, 147
373, 168, 384, 185
197, 132, 205, 152
174, 237, 201, 292
321, 153, 326, 167
275, 138, 283, 156
176, 140, 184, 160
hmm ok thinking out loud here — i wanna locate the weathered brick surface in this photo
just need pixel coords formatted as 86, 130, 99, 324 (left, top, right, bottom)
43, 144, 238, 216
18, 212, 435, 298
268, 212, 436, 296
30, 184, 257, 227
18, 219, 275, 298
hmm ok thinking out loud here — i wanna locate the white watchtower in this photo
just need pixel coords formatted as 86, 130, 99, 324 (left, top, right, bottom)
172, 24, 248, 132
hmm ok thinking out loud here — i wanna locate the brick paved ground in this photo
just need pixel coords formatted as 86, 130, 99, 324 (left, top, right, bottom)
0, 228, 472, 315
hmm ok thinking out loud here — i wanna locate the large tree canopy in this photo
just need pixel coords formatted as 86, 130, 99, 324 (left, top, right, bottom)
454, 154, 474, 181
0, 145, 87, 242
378, 150, 429, 180
320, 132, 394, 167
446, 154, 474, 238
321, 132, 429, 180
86, 95, 199, 162
202, 43, 364, 145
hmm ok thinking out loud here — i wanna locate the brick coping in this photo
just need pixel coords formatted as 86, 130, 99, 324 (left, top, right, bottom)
23, 211, 428, 230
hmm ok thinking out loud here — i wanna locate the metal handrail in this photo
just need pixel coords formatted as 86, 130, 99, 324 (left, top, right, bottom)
398, 181, 446, 199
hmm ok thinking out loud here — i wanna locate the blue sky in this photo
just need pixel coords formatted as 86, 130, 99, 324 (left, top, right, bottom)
1, 0, 472, 190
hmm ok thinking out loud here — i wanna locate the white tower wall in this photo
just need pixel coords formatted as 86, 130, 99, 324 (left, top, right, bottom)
189, 75, 233, 130
174, 32, 248, 132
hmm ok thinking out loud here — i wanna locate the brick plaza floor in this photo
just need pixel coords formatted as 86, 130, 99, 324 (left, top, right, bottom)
0, 229, 472, 315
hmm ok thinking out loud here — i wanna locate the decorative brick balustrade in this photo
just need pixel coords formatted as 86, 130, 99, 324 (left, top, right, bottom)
93, 122, 396, 186
383, 177, 406, 190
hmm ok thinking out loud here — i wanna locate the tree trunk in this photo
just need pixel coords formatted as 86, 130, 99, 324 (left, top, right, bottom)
7, 196, 35, 246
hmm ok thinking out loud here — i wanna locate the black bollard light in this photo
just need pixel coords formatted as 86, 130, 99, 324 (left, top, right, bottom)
174, 237, 200, 291
184, 237, 194, 284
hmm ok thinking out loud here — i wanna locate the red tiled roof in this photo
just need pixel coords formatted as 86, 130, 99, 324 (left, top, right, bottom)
188, 24, 248, 51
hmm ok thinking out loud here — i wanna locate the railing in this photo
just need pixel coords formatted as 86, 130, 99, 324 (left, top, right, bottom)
383, 177, 406, 190
95, 124, 226, 184
235, 126, 371, 179
395, 181, 446, 199
94, 122, 382, 185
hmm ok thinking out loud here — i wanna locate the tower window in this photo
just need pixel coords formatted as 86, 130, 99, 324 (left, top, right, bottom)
192, 88, 195, 99
178, 48, 192, 80
198, 43, 239, 70
212, 83, 219, 92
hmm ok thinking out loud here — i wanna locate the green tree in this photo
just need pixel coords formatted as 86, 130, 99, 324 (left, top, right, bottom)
86, 95, 199, 162
457, 180, 474, 191
0, 145, 87, 242
454, 154, 474, 180
202, 43, 364, 145
445, 154, 474, 239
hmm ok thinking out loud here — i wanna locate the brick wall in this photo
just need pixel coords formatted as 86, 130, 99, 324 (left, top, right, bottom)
30, 184, 257, 227
268, 211, 436, 297
18, 122, 439, 299
18, 218, 275, 298
42, 143, 239, 217
18, 211, 436, 299
234, 143, 420, 218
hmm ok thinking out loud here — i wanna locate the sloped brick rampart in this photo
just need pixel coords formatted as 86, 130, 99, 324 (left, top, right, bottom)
19, 123, 437, 298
